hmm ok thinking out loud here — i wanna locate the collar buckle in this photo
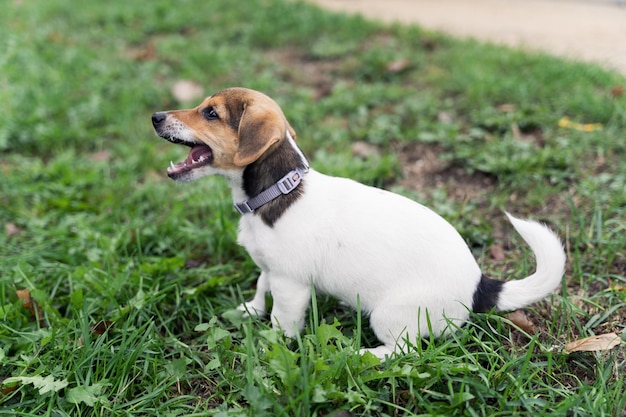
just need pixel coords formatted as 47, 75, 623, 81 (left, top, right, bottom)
276, 169, 303, 194
234, 200, 254, 215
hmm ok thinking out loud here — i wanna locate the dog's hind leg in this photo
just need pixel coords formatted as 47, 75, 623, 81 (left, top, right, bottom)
238, 271, 269, 318
360, 306, 407, 358
364, 304, 438, 359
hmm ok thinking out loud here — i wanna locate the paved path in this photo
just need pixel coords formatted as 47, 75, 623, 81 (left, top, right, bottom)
309, 0, 626, 76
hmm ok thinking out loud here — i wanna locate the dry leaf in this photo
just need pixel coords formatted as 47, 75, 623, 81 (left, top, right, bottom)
16, 289, 46, 326
90, 320, 114, 335
312, 83, 333, 101
89, 151, 112, 162
386, 58, 410, 73
127, 43, 156, 61
16, 289, 36, 315
511, 124, 522, 140
564, 333, 622, 354
506, 310, 536, 334
558, 117, 602, 132
610, 85, 624, 97
437, 111, 453, 124
171, 80, 204, 102
5, 222, 23, 237
351, 141, 379, 159
184, 258, 208, 269
489, 244, 506, 262
497, 103, 517, 113
608, 279, 625, 292
0, 385, 18, 395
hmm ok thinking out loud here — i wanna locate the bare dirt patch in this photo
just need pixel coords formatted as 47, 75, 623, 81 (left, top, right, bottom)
392, 141, 496, 204
268, 49, 340, 99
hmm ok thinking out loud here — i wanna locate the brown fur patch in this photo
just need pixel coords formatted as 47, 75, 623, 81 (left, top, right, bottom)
162, 88, 298, 170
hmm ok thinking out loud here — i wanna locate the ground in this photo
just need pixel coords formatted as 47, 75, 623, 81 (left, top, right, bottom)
309, 0, 626, 76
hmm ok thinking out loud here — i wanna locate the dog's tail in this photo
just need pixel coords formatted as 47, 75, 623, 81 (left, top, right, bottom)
473, 213, 566, 313
497, 213, 566, 311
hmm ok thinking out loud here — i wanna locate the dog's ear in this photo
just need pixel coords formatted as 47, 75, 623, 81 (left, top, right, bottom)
233, 104, 285, 167
287, 121, 297, 141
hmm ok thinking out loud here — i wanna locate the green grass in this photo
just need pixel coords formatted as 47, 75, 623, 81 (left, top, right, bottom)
1, 0, 625, 415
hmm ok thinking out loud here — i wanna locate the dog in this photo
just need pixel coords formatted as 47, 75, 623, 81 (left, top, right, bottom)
152, 87, 566, 358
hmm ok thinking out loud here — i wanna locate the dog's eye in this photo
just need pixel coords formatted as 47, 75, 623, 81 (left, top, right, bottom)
202, 107, 218, 120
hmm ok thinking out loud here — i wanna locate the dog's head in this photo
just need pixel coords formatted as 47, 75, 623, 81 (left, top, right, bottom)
152, 87, 297, 182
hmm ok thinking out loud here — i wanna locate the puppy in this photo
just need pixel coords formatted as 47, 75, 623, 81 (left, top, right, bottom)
152, 87, 566, 358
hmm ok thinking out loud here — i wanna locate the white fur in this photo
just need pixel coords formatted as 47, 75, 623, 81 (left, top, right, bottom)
237, 166, 565, 358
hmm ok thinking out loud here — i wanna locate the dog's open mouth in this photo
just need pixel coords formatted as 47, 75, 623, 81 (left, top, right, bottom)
167, 144, 213, 178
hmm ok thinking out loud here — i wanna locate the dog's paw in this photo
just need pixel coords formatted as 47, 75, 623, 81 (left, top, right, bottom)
359, 345, 394, 359
237, 302, 266, 318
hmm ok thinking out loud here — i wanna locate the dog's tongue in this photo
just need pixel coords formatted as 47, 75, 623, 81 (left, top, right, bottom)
167, 144, 213, 178
188, 145, 212, 163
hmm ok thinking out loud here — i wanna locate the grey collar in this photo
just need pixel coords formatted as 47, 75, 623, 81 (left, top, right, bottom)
234, 167, 308, 215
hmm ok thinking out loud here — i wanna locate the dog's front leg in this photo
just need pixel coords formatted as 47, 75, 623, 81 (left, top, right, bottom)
269, 277, 311, 338
237, 271, 269, 318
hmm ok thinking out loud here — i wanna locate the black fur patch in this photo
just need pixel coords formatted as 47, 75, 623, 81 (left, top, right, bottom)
242, 139, 308, 227
472, 275, 504, 313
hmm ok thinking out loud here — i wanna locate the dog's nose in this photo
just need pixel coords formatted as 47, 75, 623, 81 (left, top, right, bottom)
151, 112, 166, 127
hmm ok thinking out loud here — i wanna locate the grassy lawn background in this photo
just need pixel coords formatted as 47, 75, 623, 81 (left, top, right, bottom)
1, 0, 625, 415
